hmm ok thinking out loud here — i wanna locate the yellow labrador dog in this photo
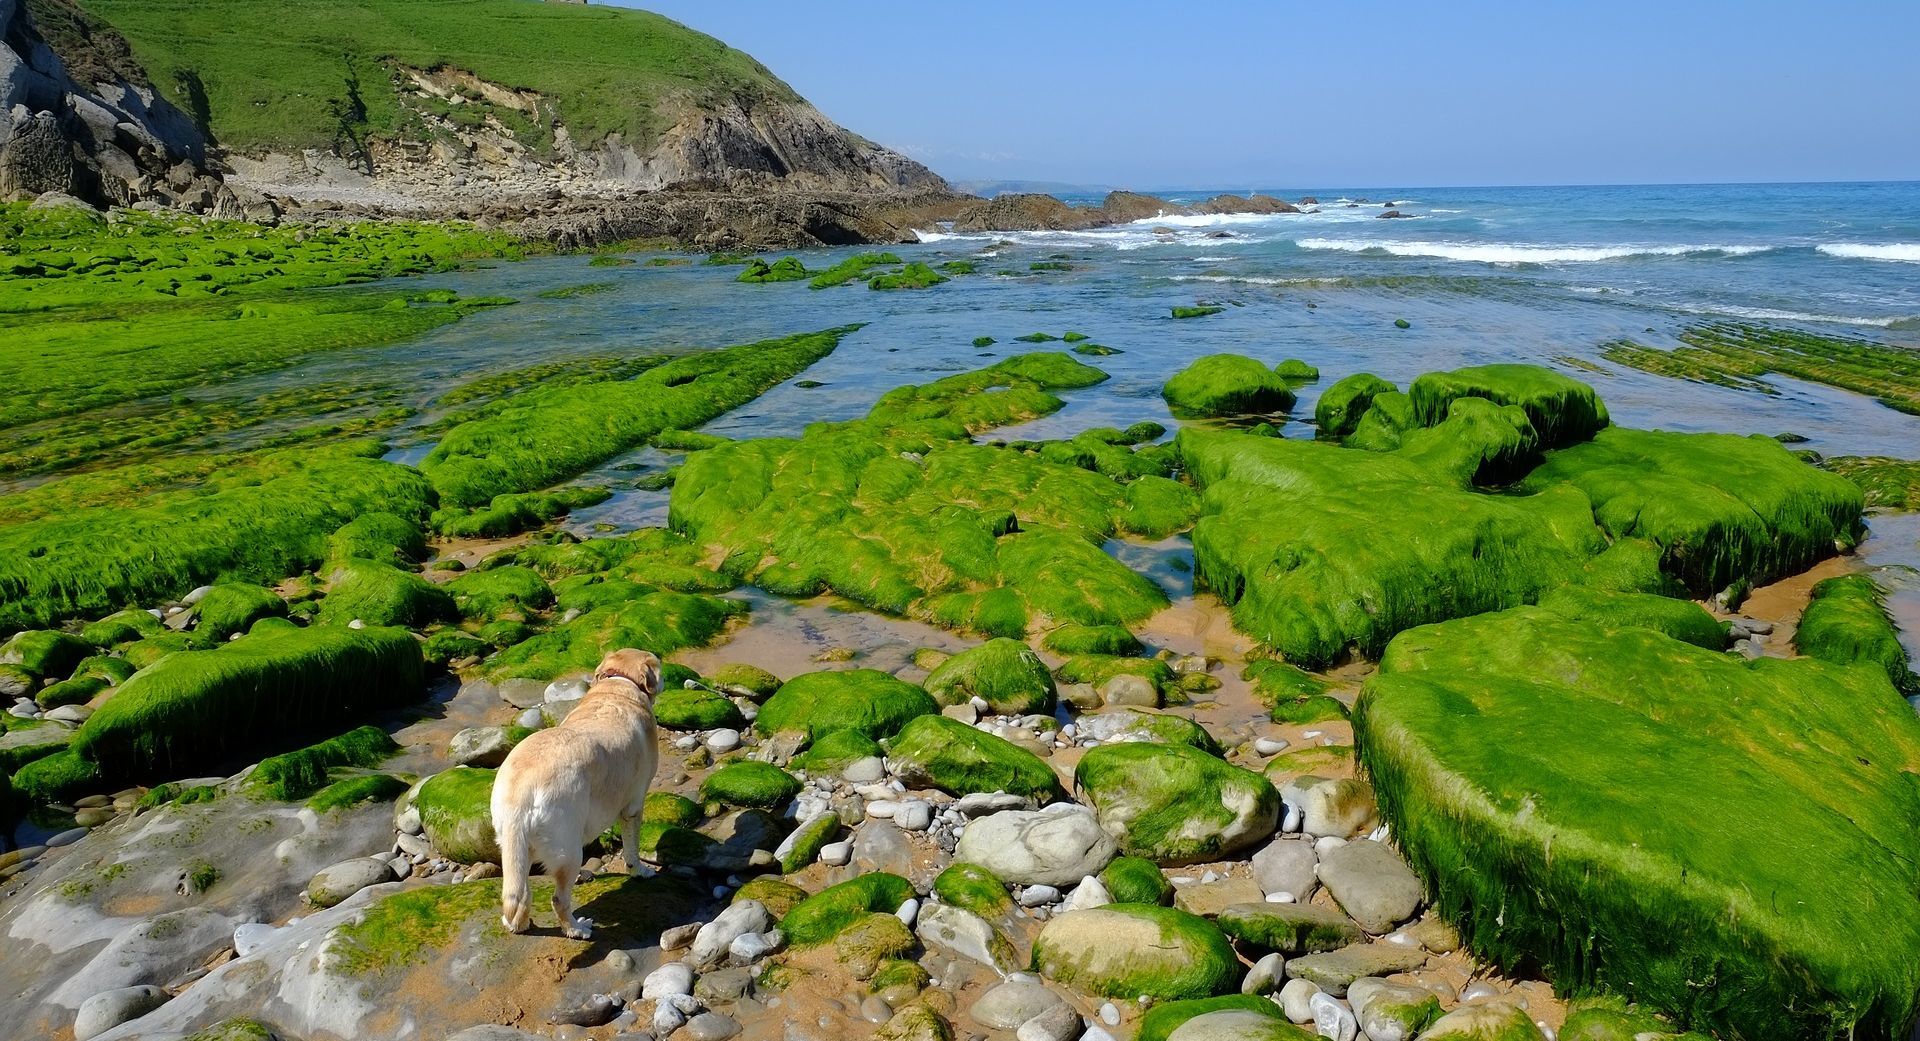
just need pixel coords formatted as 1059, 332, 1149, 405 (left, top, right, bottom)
492, 648, 661, 938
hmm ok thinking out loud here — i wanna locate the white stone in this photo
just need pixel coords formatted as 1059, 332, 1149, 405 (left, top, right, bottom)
896, 800, 933, 831
895, 897, 921, 927
1242, 951, 1285, 994
1281, 979, 1322, 1023
705, 729, 742, 754
1254, 737, 1290, 756
1311, 991, 1357, 1041
1060, 874, 1111, 913
231, 923, 276, 958
691, 900, 771, 969
1018, 884, 1061, 907
642, 961, 695, 1000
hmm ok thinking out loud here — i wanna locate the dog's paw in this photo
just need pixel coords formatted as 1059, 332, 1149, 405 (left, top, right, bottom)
502, 914, 527, 934
563, 917, 594, 940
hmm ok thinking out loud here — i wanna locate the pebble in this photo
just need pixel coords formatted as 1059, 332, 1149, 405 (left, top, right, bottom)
1017, 1003, 1083, 1041
819, 841, 852, 866
73, 985, 168, 1041
895, 897, 921, 927
1282, 803, 1303, 832
1254, 737, 1290, 756
1281, 979, 1321, 1023
706, 729, 742, 754
729, 931, 776, 965
1458, 981, 1501, 1003
643, 962, 695, 1000
896, 800, 933, 831
1243, 951, 1285, 994
860, 995, 894, 1024
842, 757, 886, 783
1313, 836, 1348, 857
1019, 884, 1062, 907
516, 708, 545, 730
1310, 991, 1358, 1041
685, 1012, 740, 1041
660, 922, 700, 952
1099, 1003, 1120, 1026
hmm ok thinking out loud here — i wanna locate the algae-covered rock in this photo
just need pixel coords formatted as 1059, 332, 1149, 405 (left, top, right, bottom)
1041, 623, 1142, 656
711, 663, 781, 698
1074, 742, 1279, 865
317, 559, 456, 628
1536, 585, 1726, 650
248, 725, 399, 801
887, 714, 1065, 800
416, 766, 499, 863
328, 511, 428, 568
654, 687, 746, 730
1408, 364, 1609, 449
486, 584, 745, 682
1148, 1000, 1315, 1041
1163, 354, 1298, 417
1073, 708, 1221, 754
80, 609, 165, 647
922, 638, 1056, 714
70, 623, 423, 782
1032, 903, 1239, 1000
1795, 573, 1918, 695
700, 761, 801, 809
1099, 855, 1173, 906
446, 566, 554, 623
1419, 1003, 1546, 1041
789, 728, 884, 774
776, 813, 839, 873
756, 669, 935, 745
780, 872, 915, 947
1, 629, 90, 679
1216, 902, 1365, 953
1315, 373, 1397, 439
956, 806, 1117, 886
736, 256, 809, 283
932, 862, 1014, 919
1357, 605, 1920, 1041
189, 583, 288, 646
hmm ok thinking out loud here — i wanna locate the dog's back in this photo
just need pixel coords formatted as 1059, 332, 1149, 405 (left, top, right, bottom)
492, 649, 660, 937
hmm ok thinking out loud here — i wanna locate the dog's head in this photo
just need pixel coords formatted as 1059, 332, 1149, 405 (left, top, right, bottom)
595, 648, 663, 702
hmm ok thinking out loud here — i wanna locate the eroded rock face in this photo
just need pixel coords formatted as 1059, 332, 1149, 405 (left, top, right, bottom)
0, 0, 226, 208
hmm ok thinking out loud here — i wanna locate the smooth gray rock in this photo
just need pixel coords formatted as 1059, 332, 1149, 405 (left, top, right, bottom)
450, 726, 517, 768
971, 977, 1063, 1029
1250, 837, 1319, 900
1017, 1002, 1083, 1041
1285, 944, 1428, 997
73, 986, 167, 1041
686, 1012, 740, 1041
307, 857, 395, 909
955, 806, 1117, 886
1316, 840, 1423, 933
691, 899, 771, 969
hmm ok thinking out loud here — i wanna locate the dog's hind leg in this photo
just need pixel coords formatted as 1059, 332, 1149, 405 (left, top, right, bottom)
497, 816, 531, 934
550, 857, 592, 940
621, 815, 644, 875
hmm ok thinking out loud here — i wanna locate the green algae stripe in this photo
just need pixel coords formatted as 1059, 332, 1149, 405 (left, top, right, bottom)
1795, 573, 1919, 695
0, 443, 434, 633
72, 623, 424, 782
1356, 606, 1920, 1041
422, 325, 857, 507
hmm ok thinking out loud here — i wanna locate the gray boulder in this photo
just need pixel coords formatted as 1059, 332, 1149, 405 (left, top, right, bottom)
1316, 840, 1423, 933
307, 857, 396, 909
73, 985, 166, 1041
956, 806, 1117, 886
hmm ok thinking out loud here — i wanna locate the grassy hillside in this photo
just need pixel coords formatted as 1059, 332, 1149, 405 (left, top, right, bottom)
68, 0, 800, 154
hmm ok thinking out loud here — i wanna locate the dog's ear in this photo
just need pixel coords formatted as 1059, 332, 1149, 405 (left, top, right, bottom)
597, 648, 663, 698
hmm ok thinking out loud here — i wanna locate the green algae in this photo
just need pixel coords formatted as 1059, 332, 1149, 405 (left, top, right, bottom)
1031, 903, 1238, 999
416, 766, 498, 863
484, 577, 745, 681
933, 862, 1014, 919
789, 729, 884, 774
736, 257, 810, 283
1357, 606, 1920, 1041
868, 262, 949, 291
887, 714, 1066, 799
445, 566, 554, 623
69, 623, 423, 783
809, 253, 904, 289
921, 638, 1056, 714
189, 583, 288, 647
423, 326, 855, 508
1054, 655, 1178, 700
0, 441, 434, 632
1074, 742, 1279, 864
247, 725, 400, 801
1171, 305, 1224, 319
781, 872, 916, 947
316, 560, 455, 629
1275, 359, 1320, 381
1823, 456, 1920, 511
1795, 574, 1918, 695
80, 609, 165, 647
1409, 364, 1610, 449
700, 761, 801, 808
11, 747, 103, 802
1162, 354, 1298, 417
1536, 585, 1726, 650
1041, 623, 1141, 656
433, 486, 611, 538
711, 663, 780, 697
328, 513, 429, 569
654, 687, 746, 730
1314, 373, 1397, 438
1520, 427, 1862, 594
1601, 323, 1920, 417
308, 772, 410, 813
1099, 855, 1173, 906
756, 669, 935, 745
1137, 996, 1307, 1041
0, 630, 90, 678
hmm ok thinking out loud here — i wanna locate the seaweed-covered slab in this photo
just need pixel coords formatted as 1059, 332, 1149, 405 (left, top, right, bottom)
1520, 427, 1862, 594
423, 325, 856, 508
1795, 573, 1918, 696
1408, 364, 1610, 449
1355, 606, 1920, 1041
69, 621, 424, 782
1179, 427, 1607, 666
672, 355, 1189, 638
1162, 354, 1297, 417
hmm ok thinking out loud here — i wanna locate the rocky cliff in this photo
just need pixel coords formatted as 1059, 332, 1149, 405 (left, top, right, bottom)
0, 0, 230, 209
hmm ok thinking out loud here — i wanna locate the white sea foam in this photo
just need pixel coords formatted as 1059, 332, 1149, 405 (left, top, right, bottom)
1817, 243, 1920, 264
1667, 302, 1911, 329
1295, 238, 1772, 264
1171, 274, 1344, 287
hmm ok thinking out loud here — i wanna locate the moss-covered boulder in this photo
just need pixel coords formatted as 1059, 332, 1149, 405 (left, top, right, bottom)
1796, 574, 1918, 695
781, 872, 916, 947
1519, 427, 1862, 595
711, 662, 781, 698
1032, 904, 1239, 1000
1139, 997, 1312, 1041
446, 566, 554, 623
1408, 364, 1610, 449
328, 511, 428, 568
932, 862, 1015, 920
80, 609, 165, 647
1419, 1003, 1547, 1041
1075, 743, 1278, 865
1315, 373, 1397, 439
789, 728, 884, 775
190, 583, 288, 646
700, 761, 801, 809
485, 585, 745, 681
737, 256, 809, 283
1099, 855, 1173, 906
1216, 901, 1365, 953
734, 876, 810, 917
922, 638, 1056, 715
69, 622, 423, 781
654, 687, 746, 731
1163, 354, 1297, 417
1535, 586, 1726, 650
317, 560, 455, 628
0, 629, 90, 679
416, 766, 499, 863
887, 714, 1065, 800
247, 725, 400, 801
1074, 708, 1222, 754
756, 669, 936, 746
1042, 623, 1141, 656
1357, 606, 1920, 1041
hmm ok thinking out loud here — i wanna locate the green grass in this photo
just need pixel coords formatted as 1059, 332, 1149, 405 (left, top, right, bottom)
73, 0, 796, 156
1600, 323, 1920, 417
1358, 605, 1920, 1041
422, 326, 856, 507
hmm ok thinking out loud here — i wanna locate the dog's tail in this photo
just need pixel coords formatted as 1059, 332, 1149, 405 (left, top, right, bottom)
495, 796, 532, 934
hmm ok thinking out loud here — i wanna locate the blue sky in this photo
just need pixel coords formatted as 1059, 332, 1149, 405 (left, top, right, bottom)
618, 1, 1918, 189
